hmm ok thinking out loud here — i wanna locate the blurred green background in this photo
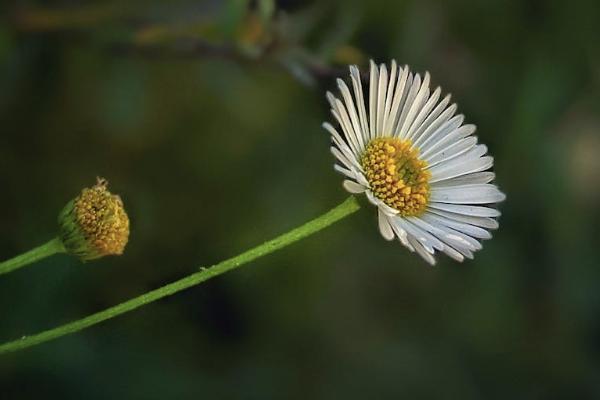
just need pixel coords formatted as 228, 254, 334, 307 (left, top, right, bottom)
1, 0, 600, 398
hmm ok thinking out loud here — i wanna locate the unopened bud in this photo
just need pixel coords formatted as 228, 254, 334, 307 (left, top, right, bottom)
58, 178, 130, 261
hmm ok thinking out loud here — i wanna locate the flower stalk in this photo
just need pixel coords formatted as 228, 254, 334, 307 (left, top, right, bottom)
0, 238, 66, 277
0, 196, 360, 355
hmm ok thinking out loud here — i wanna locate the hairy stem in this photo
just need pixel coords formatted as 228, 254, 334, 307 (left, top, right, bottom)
0, 196, 360, 354
0, 238, 66, 277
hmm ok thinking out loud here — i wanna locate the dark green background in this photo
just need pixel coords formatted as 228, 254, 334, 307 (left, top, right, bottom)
1, 0, 599, 398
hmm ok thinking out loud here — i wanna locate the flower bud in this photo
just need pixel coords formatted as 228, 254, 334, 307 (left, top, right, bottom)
58, 178, 130, 261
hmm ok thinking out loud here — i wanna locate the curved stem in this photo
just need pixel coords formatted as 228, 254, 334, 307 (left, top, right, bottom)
0, 238, 66, 277
0, 196, 360, 354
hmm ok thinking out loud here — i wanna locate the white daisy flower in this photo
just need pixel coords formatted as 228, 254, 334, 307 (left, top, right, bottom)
323, 60, 505, 265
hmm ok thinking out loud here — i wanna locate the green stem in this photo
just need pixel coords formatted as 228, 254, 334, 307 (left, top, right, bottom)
0, 238, 66, 277
0, 196, 360, 355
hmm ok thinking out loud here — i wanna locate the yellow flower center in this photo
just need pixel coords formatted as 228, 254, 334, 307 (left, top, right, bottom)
74, 180, 130, 257
361, 137, 431, 216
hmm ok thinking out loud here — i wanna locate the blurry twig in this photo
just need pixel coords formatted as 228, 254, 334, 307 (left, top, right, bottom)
10, 3, 359, 86
12, 4, 131, 32
111, 38, 241, 62
110, 38, 346, 85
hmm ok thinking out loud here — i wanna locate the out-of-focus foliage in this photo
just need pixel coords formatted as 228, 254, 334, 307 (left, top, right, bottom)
1, 0, 599, 398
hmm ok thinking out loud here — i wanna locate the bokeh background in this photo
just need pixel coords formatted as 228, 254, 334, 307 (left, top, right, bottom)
1, 0, 600, 398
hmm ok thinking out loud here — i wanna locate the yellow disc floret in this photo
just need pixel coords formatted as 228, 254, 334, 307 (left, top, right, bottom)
74, 179, 129, 257
361, 137, 431, 216
59, 178, 130, 261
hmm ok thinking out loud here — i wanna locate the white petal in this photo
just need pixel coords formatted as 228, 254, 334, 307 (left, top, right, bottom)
353, 169, 370, 187
430, 184, 506, 204
428, 202, 501, 218
376, 63, 388, 137
392, 71, 414, 136
335, 166, 368, 188
334, 164, 354, 179
407, 235, 436, 265
396, 219, 435, 254
461, 248, 474, 259
350, 65, 370, 144
427, 207, 499, 229
418, 114, 465, 153
431, 172, 496, 187
396, 73, 421, 139
441, 245, 465, 262
330, 146, 359, 172
337, 78, 365, 150
366, 191, 398, 216
421, 212, 492, 239
406, 86, 441, 140
410, 216, 475, 250
381, 60, 397, 136
429, 143, 488, 172
410, 93, 452, 143
369, 60, 379, 139
413, 106, 460, 150
326, 90, 337, 108
429, 156, 494, 184
328, 134, 358, 169
420, 213, 483, 251
420, 124, 476, 158
335, 98, 364, 153
330, 146, 352, 169
330, 108, 361, 156
388, 217, 414, 250
425, 137, 477, 166
324, 121, 363, 173
323, 122, 356, 159
384, 66, 410, 136
378, 210, 395, 240
423, 139, 487, 169
399, 72, 430, 139
401, 218, 445, 252
408, 216, 471, 260
365, 190, 379, 207
343, 179, 367, 194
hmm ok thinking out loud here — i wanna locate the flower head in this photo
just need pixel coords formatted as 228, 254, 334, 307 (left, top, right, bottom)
58, 178, 130, 261
324, 60, 505, 264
